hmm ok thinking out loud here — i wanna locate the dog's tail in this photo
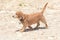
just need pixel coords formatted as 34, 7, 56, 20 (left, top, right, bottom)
41, 2, 48, 14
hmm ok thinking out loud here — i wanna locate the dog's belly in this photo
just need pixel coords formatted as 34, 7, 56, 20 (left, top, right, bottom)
27, 13, 42, 25
28, 17, 40, 25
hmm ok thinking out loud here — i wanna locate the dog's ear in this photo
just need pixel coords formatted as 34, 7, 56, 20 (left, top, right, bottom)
19, 16, 24, 21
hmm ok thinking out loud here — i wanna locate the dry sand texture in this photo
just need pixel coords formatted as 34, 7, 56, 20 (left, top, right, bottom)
0, 0, 60, 40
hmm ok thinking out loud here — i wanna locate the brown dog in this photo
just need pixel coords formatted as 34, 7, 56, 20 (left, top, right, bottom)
13, 2, 48, 32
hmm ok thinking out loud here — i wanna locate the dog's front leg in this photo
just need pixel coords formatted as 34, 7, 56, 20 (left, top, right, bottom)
20, 25, 26, 32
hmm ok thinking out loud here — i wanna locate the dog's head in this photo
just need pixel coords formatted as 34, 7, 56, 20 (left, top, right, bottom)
12, 11, 24, 21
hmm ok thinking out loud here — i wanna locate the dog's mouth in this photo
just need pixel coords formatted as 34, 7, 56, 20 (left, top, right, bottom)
12, 15, 23, 22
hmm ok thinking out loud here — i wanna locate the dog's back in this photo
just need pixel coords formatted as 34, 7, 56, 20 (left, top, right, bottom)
26, 2, 48, 25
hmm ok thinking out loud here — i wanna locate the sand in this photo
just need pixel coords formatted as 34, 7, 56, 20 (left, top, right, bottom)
0, 0, 60, 40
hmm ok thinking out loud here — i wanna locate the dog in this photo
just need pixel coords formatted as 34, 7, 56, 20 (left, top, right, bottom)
13, 2, 48, 32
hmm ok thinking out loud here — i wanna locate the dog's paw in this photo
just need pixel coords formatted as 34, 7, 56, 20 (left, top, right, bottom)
45, 26, 48, 29
20, 29, 25, 32
15, 29, 25, 32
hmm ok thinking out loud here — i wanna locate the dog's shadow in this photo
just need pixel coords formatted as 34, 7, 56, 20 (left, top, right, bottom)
25, 27, 46, 32
16, 27, 46, 32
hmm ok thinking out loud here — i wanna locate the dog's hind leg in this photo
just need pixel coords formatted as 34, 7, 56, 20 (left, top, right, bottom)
40, 16, 48, 28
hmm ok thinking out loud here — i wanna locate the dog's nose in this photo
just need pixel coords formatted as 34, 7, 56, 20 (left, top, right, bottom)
12, 16, 14, 17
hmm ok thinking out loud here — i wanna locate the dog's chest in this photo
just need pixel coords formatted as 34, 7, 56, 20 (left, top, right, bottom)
20, 20, 24, 24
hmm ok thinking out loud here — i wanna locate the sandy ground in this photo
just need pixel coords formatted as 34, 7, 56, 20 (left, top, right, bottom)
0, 0, 60, 40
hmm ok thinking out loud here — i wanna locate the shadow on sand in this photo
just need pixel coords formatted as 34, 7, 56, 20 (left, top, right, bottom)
16, 27, 46, 32
25, 27, 46, 32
